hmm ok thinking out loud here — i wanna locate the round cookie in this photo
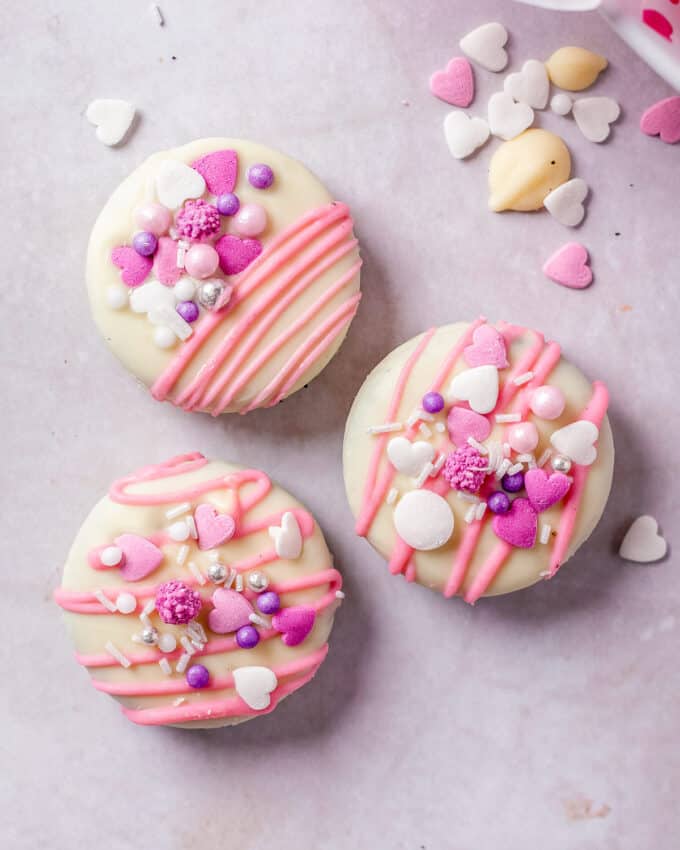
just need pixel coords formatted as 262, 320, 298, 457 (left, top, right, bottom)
55, 454, 343, 728
87, 138, 362, 414
343, 320, 614, 603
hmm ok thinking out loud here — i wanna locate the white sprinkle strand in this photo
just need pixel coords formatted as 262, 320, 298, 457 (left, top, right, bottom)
105, 641, 131, 668
503, 443, 511, 457
176, 240, 189, 269
235, 574, 244, 592
432, 453, 446, 475
367, 422, 402, 434
537, 448, 553, 468
249, 612, 271, 629
475, 501, 487, 521
464, 504, 478, 524
418, 410, 435, 421
186, 514, 198, 539
187, 561, 206, 586
516, 454, 534, 463
513, 371, 535, 386
386, 487, 399, 505
93, 589, 117, 613
457, 491, 480, 503
173, 697, 186, 707
418, 422, 432, 438
176, 544, 189, 566
540, 524, 552, 545
435, 422, 446, 433
467, 436, 488, 455
495, 458, 512, 480
335, 590, 345, 600
159, 658, 172, 675
496, 413, 522, 424
224, 568, 237, 589
166, 502, 191, 520
539, 570, 551, 578
175, 653, 191, 674
186, 622, 207, 645
139, 614, 151, 629
414, 462, 435, 488
180, 636, 196, 656
142, 599, 156, 617
151, 4, 164, 26
507, 462, 524, 476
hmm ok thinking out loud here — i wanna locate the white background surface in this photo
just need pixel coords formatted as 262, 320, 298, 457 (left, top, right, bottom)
2, 1, 679, 848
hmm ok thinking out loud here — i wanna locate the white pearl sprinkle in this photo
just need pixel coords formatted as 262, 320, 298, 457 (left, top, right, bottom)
115, 592, 137, 614
168, 520, 190, 541
153, 325, 177, 349
158, 633, 177, 653
100, 546, 123, 567
550, 93, 573, 116
106, 285, 128, 309
174, 276, 196, 302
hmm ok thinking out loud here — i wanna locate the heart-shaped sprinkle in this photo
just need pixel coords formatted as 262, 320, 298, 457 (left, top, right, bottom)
233, 666, 277, 711
464, 324, 508, 369
524, 468, 571, 512
153, 236, 183, 286
215, 234, 263, 276
642, 8, 674, 41
640, 96, 680, 144
194, 503, 236, 550
387, 437, 435, 478
129, 279, 176, 314
111, 246, 152, 287
393, 490, 454, 551
447, 406, 491, 446
573, 96, 620, 143
114, 534, 163, 581
191, 149, 238, 194
619, 515, 668, 563
449, 365, 499, 414
269, 512, 303, 560
544, 179, 589, 228
430, 57, 474, 107
155, 159, 206, 210
86, 99, 135, 146
272, 606, 316, 646
459, 22, 508, 72
208, 588, 254, 634
488, 91, 535, 141
550, 420, 599, 466
492, 498, 538, 548
543, 242, 592, 289
443, 111, 490, 159
503, 59, 549, 110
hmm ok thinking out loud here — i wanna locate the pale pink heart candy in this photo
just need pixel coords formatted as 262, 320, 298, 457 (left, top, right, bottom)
208, 588, 254, 634
191, 149, 239, 194
153, 236, 182, 286
463, 324, 508, 368
524, 468, 571, 513
113, 533, 163, 581
111, 246, 152, 287
447, 405, 491, 446
429, 57, 474, 107
194, 503, 236, 550
492, 498, 538, 549
543, 242, 592, 289
640, 96, 680, 144
215, 234, 263, 276
272, 606, 316, 647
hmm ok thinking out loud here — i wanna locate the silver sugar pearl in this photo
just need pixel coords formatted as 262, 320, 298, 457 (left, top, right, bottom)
207, 563, 228, 584
141, 626, 159, 645
551, 454, 572, 474
246, 571, 269, 593
197, 280, 224, 310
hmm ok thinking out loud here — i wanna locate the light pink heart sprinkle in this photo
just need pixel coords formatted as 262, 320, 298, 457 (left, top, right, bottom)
463, 324, 509, 368
194, 503, 236, 551
429, 57, 474, 107
191, 149, 239, 194
208, 588, 254, 634
492, 498, 538, 549
272, 606, 316, 647
543, 242, 593, 289
111, 246, 152, 287
153, 236, 182, 286
215, 234, 263, 276
640, 96, 680, 144
524, 468, 571, 513
113, 533, 163, 581
447, 405, 491, 446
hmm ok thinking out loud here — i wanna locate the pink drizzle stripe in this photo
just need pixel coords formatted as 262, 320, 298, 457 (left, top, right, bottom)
462, 541, 513, 604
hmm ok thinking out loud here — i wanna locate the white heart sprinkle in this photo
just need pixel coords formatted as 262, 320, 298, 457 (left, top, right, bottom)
544, 178, 589, 227
129, 280, 176, 314
393, 490, 454, 551
148, 305, 192, 341
155, 159, 206, 209
550, 420, 599, 466
387, 437, 435, 478
550, 93, 573, 116
619, 515, 668, 563
233, 666, 278, 711
572, 96, 620, 143
86, 99, 135, 146
443, 111, 490, 159
503, 59, 550, 109
449, 365, 499, 414
268, 511, 303, 560
460, 22, 509, 72
488, 91, 534, 141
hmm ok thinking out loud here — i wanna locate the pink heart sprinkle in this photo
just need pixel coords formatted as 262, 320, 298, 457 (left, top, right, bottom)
640, 96, 680, 144
447, 405, 491, 447
524, 468, 571, 513
429, 57, 474, 107
153, 236, 182, 286
114, 534, 164, 581
272, 606, 316, 647
192, 149, 238, 195
463, 324, 509, 368
543, 242, 593, 290
194, 503, 236, 551
208, 588, 254, 634
111, 246, 152, 287
215, 234, 263, 276
492, 498, 538, 549
642, 8, 673, 41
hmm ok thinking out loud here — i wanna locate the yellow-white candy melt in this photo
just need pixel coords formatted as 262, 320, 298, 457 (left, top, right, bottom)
545, 46, 608, 92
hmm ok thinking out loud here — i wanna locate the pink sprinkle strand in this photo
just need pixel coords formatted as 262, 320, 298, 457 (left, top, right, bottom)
175, 199, 221, 239
442, 446, 487, 493
155, 580, 203, 625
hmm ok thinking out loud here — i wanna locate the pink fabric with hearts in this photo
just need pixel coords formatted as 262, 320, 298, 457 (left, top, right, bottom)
429, 57, 474, 107
640, 96, 680, 144
111, 246, 152, 287
463, 324, 508, 368
208, 588, 254, 634
543, 243, 592, 290
194, 503, 236, 550
153, 236, 182, 286
113, 534, 163, 581
524, 469, 571, 513
272, 606, 315, 647
191, 149, 238, 195
492, 498, 538, 549
215, 234, 263, 276
447, 405, 491, 447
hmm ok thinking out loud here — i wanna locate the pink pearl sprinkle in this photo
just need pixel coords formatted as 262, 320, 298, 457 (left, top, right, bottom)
530, 385, 565, 420
134, 203, 172, 237
184, 243, 219, 279
234, 203, 268, 237
507, 421, 539, 453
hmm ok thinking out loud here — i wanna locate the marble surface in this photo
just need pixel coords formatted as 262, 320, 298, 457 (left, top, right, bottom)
1, 1, 678, 848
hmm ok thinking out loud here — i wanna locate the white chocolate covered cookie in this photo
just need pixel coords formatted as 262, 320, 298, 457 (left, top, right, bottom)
56, 454, 342, 728
343, 320, 614, 602
87, 138, 362, 414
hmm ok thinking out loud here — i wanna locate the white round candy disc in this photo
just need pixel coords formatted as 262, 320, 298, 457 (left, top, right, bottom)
115, 592, 137, 614
100, 545, 123, 567
393, 490, 454, 551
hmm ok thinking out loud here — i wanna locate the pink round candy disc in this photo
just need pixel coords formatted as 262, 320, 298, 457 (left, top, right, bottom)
507, 421, 539, 453
184, 243, 219, 279
134, 203, 172, 237
234, 203, 268, 237
529, 385, 565, 420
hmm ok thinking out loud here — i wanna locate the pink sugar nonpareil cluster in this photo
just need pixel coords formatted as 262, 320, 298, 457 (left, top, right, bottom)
442, 445, 487, 493
175, 199, 221, 239
155, 580, 203, 625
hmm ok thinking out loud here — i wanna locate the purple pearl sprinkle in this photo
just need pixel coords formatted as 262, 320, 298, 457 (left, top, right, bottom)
422, 391, 445, 414
236, 625, 260, 649
186, 664, 210, 689
501, 471, 525, 493
488, 491, 511, 515
176, 300, 199, 323
216, 192, 240, 216
247, 163, 274, 189
132, 231, 158, 257
256, 591, 281, 615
